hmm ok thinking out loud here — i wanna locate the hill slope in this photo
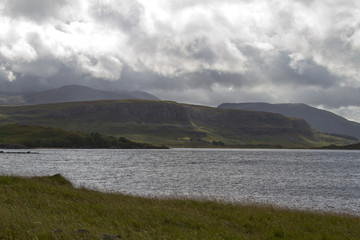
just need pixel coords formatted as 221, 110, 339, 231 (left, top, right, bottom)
0, 100, 353, 148
0, 124, 165, 149
219, 103, 360, 140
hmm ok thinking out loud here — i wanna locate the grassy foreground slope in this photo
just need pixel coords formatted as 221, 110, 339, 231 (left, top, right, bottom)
0, 175, 359, 240
0, 100, 354, 148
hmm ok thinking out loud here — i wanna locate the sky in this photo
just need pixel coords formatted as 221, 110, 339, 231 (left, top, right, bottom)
0, 0, 360, 121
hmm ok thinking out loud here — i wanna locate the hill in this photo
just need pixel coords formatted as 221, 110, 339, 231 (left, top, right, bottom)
0, 100, 354, 148
320, 142, 360, 150
218, 103, 360, 140
0, 85, 159, 105
0, 124, 166, 149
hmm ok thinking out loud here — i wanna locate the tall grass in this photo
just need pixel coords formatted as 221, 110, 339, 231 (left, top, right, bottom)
0, 175, 359, 239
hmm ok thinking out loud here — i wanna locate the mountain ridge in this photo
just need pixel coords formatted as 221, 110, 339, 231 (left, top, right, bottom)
218, 102, 360, 139
0, 99, 354, 148
0, 85, 159, 105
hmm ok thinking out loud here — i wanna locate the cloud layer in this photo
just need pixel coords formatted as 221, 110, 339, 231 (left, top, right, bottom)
0, 0, 360, 120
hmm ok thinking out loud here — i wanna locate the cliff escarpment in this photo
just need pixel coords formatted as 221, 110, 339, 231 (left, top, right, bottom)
0, 100, 353, 147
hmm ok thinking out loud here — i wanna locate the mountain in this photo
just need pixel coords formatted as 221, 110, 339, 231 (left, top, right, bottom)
0, 99, 354, 148
0, 85, 159, 105
218, 103, 360, 140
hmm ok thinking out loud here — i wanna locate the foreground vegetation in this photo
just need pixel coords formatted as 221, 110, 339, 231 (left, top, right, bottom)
0, 124, 166, 149
0, 175, 359, 240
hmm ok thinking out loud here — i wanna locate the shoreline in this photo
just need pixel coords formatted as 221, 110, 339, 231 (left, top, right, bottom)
4, 172, 360, 218
0, 150, 38, 154
0, 174, 359, 239
0, 146, 313, 150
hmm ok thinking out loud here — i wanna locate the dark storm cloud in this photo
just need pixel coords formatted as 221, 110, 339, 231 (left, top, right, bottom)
296, 87, 360, 109
263, 52, 339, 88
3, 0, 70, 22
89, 0, 144, 31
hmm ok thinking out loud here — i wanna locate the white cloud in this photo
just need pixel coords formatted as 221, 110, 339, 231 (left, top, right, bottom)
0, 39, 38, 62
0, 65, 16, 82
331, 106, 360, 122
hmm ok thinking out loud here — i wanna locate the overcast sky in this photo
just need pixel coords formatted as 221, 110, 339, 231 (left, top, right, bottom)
1, 0, 360, 121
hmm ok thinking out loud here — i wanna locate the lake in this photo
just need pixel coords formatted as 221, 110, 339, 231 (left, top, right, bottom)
1, 148, 360, 215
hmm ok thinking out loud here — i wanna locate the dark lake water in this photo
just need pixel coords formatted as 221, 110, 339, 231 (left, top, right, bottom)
1, 148, 360, 215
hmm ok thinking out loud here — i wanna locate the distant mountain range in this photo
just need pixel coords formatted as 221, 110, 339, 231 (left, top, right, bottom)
0, 85, 159, 105
218, 102, 360, 140
0, 99, 354, 148
0, 86, 358, 147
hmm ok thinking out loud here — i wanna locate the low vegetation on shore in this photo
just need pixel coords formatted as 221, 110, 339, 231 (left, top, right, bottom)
0, 124, 167, 149
320, 142, 360, 150
0, 175, 359, 240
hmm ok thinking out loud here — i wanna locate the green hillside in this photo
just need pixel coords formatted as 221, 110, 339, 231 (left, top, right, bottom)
0, 124, 165, 149
0, 100, 354, 148
321, 142, 360, 150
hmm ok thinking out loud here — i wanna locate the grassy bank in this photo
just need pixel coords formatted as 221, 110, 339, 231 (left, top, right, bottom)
1, 175, 359, 240
0, 124, 167, 149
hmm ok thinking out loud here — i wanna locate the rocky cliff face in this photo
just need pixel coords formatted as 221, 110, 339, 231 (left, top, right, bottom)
40, 101, 191, 125
186, 106, 313, 138
30, 100, 312, 135
0, 100, 352, 147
